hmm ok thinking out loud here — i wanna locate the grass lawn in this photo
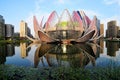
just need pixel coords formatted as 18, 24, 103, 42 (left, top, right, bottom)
0, 64, 120, 80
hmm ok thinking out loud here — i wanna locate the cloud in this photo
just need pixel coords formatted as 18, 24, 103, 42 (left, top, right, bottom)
54, 0, 71, 5
83, 9, 102, 19
25, 12, 50, 36
103, 0, 120, 5
101, 15, 120, 26
58, 0, 65, 4
77, 9, 103, 20
25, 0, 50, 36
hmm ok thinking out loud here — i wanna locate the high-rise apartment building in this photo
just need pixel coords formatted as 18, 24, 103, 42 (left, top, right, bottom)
5, 24, 14, 40
117, 26, 120, 38
0, 15, 5, 39
20, 20, 27, 38
0, 15, 15, 40
96, 19, 100, 32
97, 19, 100, 37
100, 24, 104, 36
106, 20, 117, 38
27, 27, 33, 38
20, 20, 32, 38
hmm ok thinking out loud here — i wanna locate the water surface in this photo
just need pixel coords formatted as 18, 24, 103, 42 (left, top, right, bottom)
0, 41, 120, 68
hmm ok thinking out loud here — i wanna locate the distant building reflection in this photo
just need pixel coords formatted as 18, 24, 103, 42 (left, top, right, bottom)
100, 40, 104, 53
0, 44, 15, 64
33, 43, 100, 68
0, 45, 6, 64
106, 41, 119, 56
6, 44, 15, 56
20, 42, 31, 58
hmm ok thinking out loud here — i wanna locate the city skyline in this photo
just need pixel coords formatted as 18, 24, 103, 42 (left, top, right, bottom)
0, 0, 120, 35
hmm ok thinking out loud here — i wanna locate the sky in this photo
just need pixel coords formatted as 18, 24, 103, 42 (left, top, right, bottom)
0, 0, 120, 36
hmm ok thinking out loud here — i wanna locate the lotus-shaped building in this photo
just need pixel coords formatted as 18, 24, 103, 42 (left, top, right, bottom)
33, 9, 100, 43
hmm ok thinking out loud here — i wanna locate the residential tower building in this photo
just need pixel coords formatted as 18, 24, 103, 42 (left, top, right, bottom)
100, 24, 104, 37
20, 20, 32, 38
0, 15, 5, 39
106, 20, 117, 38
5, 24, 14, 40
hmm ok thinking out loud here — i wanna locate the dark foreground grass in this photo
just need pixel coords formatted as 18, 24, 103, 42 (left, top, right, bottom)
0, 64, 120, 80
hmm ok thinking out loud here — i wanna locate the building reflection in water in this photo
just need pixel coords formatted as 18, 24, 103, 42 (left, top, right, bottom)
0, 45, 6, 64
106, 41, 119, 57
1, 41, 120, 67
20, 42, 31, 58
100, 39, 104, 53
6, 44, 15, 56
0, 44, 15, 64
33, 42, 100, 68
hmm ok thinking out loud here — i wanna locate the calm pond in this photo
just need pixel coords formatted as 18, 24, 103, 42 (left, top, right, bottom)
0, 40, 120, 68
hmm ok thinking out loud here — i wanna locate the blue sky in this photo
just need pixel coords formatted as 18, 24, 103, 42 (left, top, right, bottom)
0, 0, 120, 35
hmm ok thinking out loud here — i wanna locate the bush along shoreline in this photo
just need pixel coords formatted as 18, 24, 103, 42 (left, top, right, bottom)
0, 64, 120, 80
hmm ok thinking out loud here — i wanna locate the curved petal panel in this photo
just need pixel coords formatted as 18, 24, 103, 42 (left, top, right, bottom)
33, 16, 40, 38
38, 30, 57, 43
39, 17, 44, 31
76, 30, 95, 43
57, 9, 73, 30
85, 16, 98, 39
45, 11, 59, 32
72, 11, 84, 37
85, 15, 91, 27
